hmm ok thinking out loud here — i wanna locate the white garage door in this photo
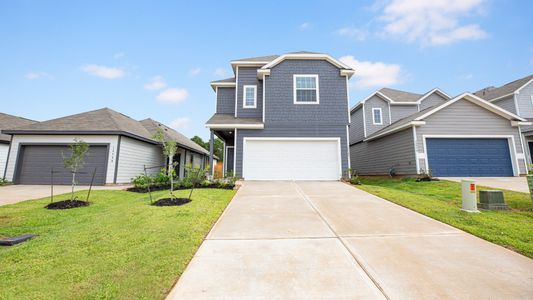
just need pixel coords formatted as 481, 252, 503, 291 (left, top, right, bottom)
243, 138, 341, 180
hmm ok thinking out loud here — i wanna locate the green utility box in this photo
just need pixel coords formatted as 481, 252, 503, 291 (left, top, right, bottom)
478, 190, 508, 210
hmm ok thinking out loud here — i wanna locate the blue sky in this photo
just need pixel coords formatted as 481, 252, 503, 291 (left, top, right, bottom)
1, 0, 532, 140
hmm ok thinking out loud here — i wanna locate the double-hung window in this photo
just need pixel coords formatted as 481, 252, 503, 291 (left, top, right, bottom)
372, 108, 383, 125
294, 75, 319, 104
243, 85, 257, 108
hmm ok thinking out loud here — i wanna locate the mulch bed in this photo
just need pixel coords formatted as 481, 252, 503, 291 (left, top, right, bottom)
46, 200, 91, 210
127, 184, 234, 193
151, 198, 191, 206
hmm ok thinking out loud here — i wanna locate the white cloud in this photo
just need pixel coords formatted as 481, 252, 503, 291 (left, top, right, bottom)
113, 52, 126, 59
379, 0, 488, 46
298, 22, 312, 30
336, 26, 368, 41
339, 55, 402, 89
144, 76, 167, 90
168, 117, 192, 130
156, 88, 189, 104
189, 68, 201, 76
25, 71, 51, 80
81, 64, 124, 79
213, 68, 228, 78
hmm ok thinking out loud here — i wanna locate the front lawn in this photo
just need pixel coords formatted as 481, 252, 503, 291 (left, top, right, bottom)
356, 177, 533, 258
0, 188, 235, 299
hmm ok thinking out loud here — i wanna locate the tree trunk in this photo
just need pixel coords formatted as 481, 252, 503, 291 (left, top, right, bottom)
168, 156, 174, 200
71, 168, 76, 200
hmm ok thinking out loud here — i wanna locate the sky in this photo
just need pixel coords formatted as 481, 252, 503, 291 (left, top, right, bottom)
1, 0, 532, 140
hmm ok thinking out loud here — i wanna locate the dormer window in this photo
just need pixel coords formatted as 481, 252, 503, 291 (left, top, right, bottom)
243, 85, 257, 108
372, 108, 382, 125
294, 75, 319, 104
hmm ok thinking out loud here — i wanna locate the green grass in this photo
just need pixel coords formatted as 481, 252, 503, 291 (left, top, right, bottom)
355, 177, 533, 258
0, 188, 235, 299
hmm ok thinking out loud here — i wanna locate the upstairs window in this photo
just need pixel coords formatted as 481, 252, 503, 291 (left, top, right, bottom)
243, 85, 257, 108
294, 75, 319, 104
372, 108, 382, 125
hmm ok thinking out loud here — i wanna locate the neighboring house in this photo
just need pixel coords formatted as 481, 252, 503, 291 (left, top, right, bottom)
474, 74, 533, 166
350, 89, 529, 177
2, 108, 211, 185
206, 51, 355, 180
0, 113, 36, 179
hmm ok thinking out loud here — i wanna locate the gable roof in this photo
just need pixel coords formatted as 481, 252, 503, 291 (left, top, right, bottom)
231, 55, 279, 63
140, 118, 210, 156
0, 113, 37, 143
364, 93, 527, 141
259, 52, 355, 78
379, 88, 421, 102
210, 77, 236, 91
474, 74, 533, 101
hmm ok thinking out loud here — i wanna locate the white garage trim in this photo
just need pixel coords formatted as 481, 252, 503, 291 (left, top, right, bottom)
421, 134, 520, 177
242, 137, 342, 180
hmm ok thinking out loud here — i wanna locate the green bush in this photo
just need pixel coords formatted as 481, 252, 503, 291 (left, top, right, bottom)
0, 178, 9, 186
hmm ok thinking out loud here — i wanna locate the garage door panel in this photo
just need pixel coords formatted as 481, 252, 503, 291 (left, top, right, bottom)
16, 145, 108, 185
426, 138, 513, 177
243, 139, 340, 180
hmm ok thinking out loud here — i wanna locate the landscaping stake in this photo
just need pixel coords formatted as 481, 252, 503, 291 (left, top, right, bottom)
144, 165, 153, 204
86, 167, 97, 202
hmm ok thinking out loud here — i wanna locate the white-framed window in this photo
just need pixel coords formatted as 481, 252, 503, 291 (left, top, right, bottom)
293, 75, 319, 104
243, 85, 257, 108
372, 108, 382, 125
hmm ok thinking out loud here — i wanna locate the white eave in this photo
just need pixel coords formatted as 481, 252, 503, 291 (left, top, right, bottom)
210, 81, 236, 91
364, 121, 426, 142
257, 53, 355, 79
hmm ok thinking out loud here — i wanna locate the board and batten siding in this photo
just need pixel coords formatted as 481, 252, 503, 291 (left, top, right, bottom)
419, 93, 448, 111
115, 136, 164, 183
236, 67, 263, 119
390, 105, 418, 123
364, 95, 391, 136
0, 144, 9, 178
5, 134, 118, 183
349, 107, 365, 143
216, 87, 236, 114
350, 128, 416, 175
516, 81, 533, 118
415, 99, 527, 174
493, 95, 517, 115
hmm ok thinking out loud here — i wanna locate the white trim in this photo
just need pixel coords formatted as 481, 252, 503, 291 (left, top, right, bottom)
210, 81, 235, 91
233, 129, 237, 176
412, 126, 420, 174
418, 88, 452, 102
387, 102, 392, 124
415, 93, 527, 122
261, 53, 353, 75
514, 93, 521, 116
234, 66, 239, 118
262, 75, 266, 123
346, 76, 351, 124
206, 123, 264, 129
530, 95, 533, 110
346, 125, 351, 170
364, 121, 426, 142
293, 74, 320, 104
214, 86, 218, 112
515, 78, 533, 94
372, 108, 383, 125
511, 121, 532, 127
517, 126, 528, 172
241, 137, 343, 180
421, 135, 520, 176
362, 102, 367, 138
242, 85, 257, 108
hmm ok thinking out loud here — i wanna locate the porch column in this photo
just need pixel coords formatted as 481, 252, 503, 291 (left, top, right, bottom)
209, 129, 214, 176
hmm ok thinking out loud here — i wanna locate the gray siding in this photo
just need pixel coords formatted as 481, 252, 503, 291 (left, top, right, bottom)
516, 81, 533, 117
364, 95, 391, 136
419, 93, 448, 111
349, 108, 365, 143
235, 126, 349, 178
350, 128, 416, 175
416, 99, 526, 174
216, 87, 236, 115
264, 60, 349, 126
390, 105, 418, 123
236, 67, 263, 119
492, 95, 517, 115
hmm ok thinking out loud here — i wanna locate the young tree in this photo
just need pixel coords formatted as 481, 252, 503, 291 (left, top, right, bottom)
62, 138, 89, 201
191, 135, 223, 159
153, 129, 178, 199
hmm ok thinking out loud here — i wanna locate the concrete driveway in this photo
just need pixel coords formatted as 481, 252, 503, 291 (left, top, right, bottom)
168, 181, 533, 299
0, 184, 130, 206
441, 177, 529, 193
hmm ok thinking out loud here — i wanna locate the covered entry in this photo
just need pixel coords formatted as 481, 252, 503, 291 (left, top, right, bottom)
15, 144, 108, 185
426, 138, 514, 177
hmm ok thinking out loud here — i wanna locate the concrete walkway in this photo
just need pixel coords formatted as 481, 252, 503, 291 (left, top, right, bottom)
168, 181, 533, 299
0, 184, 130, 206
441, 177, 529, 193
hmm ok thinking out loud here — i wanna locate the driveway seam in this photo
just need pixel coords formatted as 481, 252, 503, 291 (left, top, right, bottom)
292, 181, 390, 300
207, 236, 337, 241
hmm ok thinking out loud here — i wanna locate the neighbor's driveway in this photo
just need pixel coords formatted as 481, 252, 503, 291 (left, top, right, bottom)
441, 177, 529, 193
168, 181, 533, 299
0, 184, 130, 206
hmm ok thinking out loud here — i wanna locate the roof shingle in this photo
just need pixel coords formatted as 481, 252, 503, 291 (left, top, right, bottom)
474, 74, 533, 100
0, 113, 37, 142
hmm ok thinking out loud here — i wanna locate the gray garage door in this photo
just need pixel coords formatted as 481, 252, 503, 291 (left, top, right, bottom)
15, 145, 108, 185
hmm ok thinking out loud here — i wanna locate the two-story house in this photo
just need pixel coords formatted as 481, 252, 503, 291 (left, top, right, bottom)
474, 74, 533, 165
349, 87, 529, 177
205, 52, 355, 180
